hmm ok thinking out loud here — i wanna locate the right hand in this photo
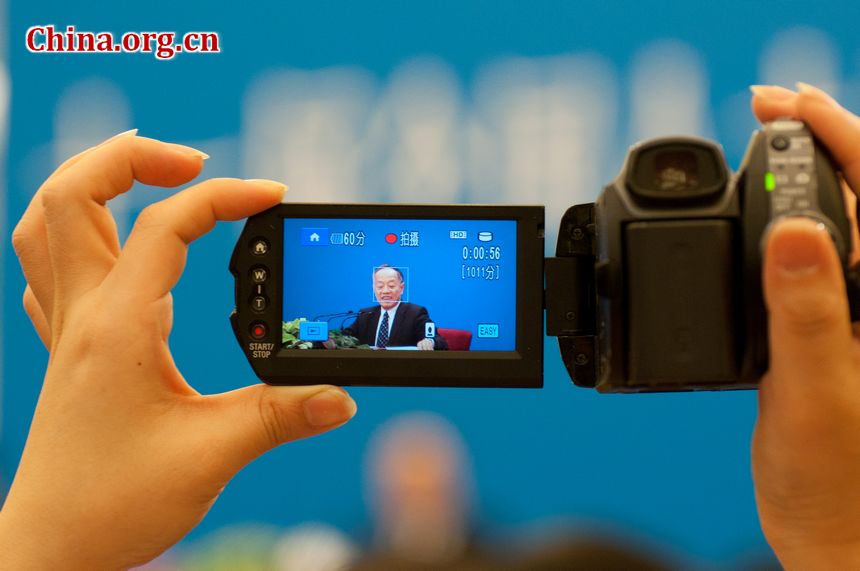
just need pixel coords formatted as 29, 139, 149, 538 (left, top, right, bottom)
751, 83, 860, 570
0, 133, 358, 570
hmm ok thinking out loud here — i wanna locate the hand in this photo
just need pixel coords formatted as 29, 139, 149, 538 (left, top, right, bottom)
0, 132, 357, 570
751, 83, 860, 569
417, 338, 435, 350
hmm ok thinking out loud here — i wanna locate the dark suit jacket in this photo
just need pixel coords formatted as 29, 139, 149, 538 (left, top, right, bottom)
343, 302, 448, 349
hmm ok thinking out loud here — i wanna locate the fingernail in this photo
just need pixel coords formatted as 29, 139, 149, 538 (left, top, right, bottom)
99, 128, 138, 146
303, 388, 357, 427
246, 179, 288, 200
749, 85, 794, 100
796, 82, 839, 106
770, 218, 828, 276
168, 143, 210, 160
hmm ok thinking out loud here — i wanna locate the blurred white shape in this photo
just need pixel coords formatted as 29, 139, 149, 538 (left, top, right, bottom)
0, 54, 8, 441
242, 68, 375, 202
470, 57, 545, 206
272, 523, 359, 571
760, 27, 839, 96
53, 78, 133, 238
242, 54, 616, 242
0, 64, 9, 147
630, 40, 712, 140
543, 55, 618, 238
384, 58, 463, 203
54, 77, 132, 164
175, 524, 280, 569
470, 54, 617, 248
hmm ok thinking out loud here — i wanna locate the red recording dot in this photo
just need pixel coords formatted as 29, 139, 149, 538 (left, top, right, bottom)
250, 323, 267, 339
385, 233, 397, 244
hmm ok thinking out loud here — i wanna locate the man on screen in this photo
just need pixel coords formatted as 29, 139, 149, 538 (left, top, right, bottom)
343, 265, 448, 350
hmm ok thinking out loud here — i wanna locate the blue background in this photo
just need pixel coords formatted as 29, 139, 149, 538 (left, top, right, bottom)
2, 0, 859, 567
283, 218, 517, 350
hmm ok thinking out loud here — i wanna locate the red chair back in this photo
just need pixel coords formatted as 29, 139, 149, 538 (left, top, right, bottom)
437, 328, 472, 351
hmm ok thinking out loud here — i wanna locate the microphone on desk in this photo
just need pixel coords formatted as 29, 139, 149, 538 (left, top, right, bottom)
312, 310, 358, 322
312, 310, 373, 329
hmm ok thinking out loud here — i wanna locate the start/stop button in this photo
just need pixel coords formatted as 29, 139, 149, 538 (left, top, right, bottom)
249, 322, 267, 340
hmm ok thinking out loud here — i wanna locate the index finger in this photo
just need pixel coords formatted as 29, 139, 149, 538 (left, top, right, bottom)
40, 135, 208, 309
13, 129, 140, 320
752, 84, 860, 264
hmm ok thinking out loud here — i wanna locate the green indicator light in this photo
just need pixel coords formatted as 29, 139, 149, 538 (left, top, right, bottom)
765, 172, 776, 192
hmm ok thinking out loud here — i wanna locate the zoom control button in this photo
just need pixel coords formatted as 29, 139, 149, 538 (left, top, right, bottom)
770, 136, 790, 151
251, 296, 268, 312
250, 266, 269, 283
250, 322, 267, 340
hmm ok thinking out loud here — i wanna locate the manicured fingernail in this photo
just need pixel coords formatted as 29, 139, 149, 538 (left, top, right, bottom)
99, 128, 138, 146
770, 218, 828, 276
169, 143, 210, 160
796, 82, 839, 106
749, 85, 794, 100
246, 179, 288, 200
303, 388, 357, 427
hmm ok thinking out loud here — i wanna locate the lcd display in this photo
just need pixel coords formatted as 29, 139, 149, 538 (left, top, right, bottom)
281, 218, 517, 352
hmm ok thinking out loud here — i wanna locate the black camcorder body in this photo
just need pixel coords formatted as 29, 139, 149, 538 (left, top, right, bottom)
231, 120, 859, 392
549, 119, 857, 391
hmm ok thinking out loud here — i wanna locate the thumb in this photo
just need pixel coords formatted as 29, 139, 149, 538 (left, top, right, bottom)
763, 217, 854, 397
204, 384, 357, 473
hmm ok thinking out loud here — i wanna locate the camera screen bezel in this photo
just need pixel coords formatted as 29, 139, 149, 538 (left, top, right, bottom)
230, 203, 545, 388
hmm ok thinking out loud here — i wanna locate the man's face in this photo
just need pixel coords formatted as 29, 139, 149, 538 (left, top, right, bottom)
374, 268, 405, 310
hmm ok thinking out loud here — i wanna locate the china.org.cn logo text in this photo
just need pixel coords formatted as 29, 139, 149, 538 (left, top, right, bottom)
27, 25, 220, 60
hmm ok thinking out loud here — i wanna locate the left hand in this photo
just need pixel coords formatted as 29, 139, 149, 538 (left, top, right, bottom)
417, 338, 435, 350
0, 133, 357, 570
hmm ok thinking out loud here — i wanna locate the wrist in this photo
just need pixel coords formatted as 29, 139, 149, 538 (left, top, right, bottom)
0, 505, 58, 569
0, 502, 106, 570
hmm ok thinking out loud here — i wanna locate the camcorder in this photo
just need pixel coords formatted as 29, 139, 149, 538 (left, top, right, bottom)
230, 119, 860, 392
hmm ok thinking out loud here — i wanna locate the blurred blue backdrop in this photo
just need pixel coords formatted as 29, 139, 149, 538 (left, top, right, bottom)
3, 0, 859, 567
